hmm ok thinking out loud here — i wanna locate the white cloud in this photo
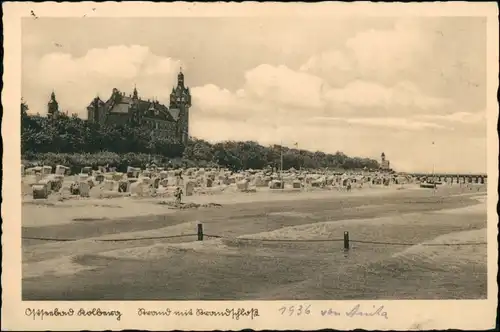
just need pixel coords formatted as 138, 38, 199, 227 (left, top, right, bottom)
345, 19, 431, 77
296, 19, 452, 116
242, 64, 326, 109
417, 111, 486, 124
300, 50, 352, 73
23, 45, 184, 116
300, 19, 434, 85
192, 64, 452, 127
83, 45, 150, 78
324, 80, 450, 110
191, 84, 244, 119
191, 64, 330, 125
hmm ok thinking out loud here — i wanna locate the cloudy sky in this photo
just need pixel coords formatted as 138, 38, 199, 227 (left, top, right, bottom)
22, 17, 487, 173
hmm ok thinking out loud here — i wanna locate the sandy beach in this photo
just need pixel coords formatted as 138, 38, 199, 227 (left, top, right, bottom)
22, 182, 419, 228
22, 183, 487, 300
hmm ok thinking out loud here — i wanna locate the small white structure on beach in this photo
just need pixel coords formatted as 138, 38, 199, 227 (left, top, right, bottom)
42, 166, 52, 177
130, 182, 146, 196
32, 183, 49, 199
140, 177, 151, 186
185, 181, 196, 196
81, 166, 92, 175
254, 175, 270, 187
78, 173, 89, 182
112, 172, 124, 181
25, 166, 42, 176
103, 179, 117, 191
55, 165, 69, 176
236, 179, 249, 191
127, 166, 140, 178
118, 180, 130, 193
34, 172, 43, 183
93, 171, 105, 183
79, 182, 90, 197
269, 180, 283, 189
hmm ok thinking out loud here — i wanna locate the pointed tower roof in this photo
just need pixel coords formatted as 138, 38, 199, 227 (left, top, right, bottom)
177, 67, 185, 88
88, 95, 104, 108
49, 90, 57, 103
133, 84, 138, 99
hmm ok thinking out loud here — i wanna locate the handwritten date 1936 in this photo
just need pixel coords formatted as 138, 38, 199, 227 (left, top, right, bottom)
278, 304, 311, 316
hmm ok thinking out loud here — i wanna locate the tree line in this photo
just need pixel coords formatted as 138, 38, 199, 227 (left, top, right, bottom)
21, 100, 380, 172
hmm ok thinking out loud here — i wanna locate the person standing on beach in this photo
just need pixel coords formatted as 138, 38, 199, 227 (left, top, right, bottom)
174, 186, 183, 204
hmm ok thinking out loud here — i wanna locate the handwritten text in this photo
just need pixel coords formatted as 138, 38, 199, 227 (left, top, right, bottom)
137, 308, 260, 320
25, 308, 123, 321
321, 304, 388, 319
278, 304, 312, 316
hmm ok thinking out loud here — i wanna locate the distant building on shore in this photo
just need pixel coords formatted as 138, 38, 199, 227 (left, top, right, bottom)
380, 152, 390, 171
85, 69, 191, 144
47, 91, 59, 119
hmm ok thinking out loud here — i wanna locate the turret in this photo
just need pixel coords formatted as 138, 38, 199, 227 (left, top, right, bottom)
87, 95, 104, 123
177, 67, 185, 88
133, 84, 138, 99
47, 91, 59, 118
167, 68, 191, 145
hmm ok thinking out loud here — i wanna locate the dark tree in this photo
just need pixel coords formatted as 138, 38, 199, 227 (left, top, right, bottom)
21, 102, 380, 171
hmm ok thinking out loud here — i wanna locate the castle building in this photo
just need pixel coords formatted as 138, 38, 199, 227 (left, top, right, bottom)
86, 69, 191, 144
380, 152, 390, 170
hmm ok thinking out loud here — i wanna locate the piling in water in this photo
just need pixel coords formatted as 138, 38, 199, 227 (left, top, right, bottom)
197, 222, 203, 241
344, 231, 349, 250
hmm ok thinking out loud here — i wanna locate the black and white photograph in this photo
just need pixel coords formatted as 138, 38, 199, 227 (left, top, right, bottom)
2, 2, 498, 331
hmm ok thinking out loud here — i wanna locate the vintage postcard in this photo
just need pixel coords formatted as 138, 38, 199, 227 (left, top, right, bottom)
2, 2, 499, 331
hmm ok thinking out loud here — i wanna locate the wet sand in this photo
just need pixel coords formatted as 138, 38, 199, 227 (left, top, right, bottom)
22, 184, 487, 300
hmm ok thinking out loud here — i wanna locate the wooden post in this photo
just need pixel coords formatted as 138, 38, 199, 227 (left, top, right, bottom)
197, 222, 203, 241
343, 231, 349, 250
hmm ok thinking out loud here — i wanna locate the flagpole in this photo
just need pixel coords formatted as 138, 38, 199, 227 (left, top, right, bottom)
295, 142, 299, 172
432, 140, 436, 195
432, 141, 435, 177
280, 140, 283, 188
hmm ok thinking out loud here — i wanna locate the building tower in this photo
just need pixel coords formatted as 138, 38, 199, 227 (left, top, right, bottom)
177, 68, 185, 88
87, 95, 104, 124
169, 68, 191, 145
130, 85, 141, 125
380, 152, 390, 171
47, 91, 59, 119
133, 84, 139, 100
